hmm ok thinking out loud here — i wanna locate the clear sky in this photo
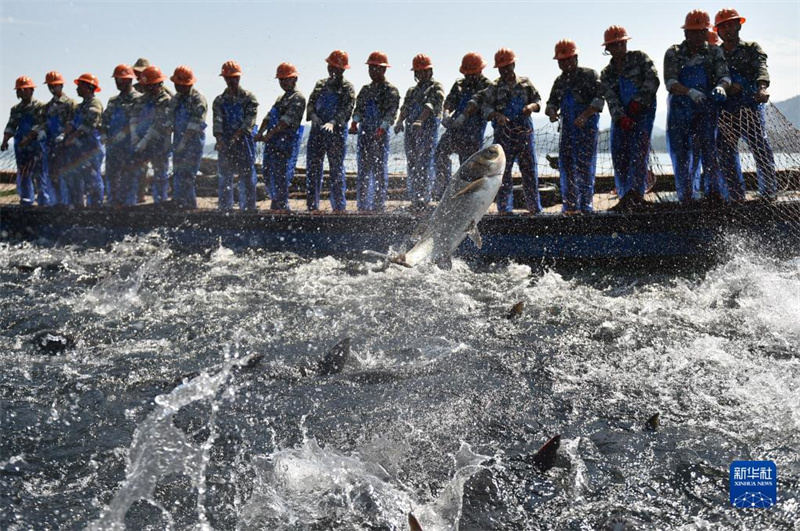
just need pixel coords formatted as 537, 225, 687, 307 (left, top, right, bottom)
2, 0, 798, 130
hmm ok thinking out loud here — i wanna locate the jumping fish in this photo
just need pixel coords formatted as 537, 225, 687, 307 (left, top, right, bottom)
393, 144, 505, 268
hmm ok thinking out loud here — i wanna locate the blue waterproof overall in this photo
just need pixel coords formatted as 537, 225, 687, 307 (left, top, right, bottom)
609, 78, 656, 200
134, 100, 170, 204
263, 107, 303, 211
44, 109, 70, 205
106, 103, 137, 206
404, 101, 439, 207
717, 71, 777, 200
558, 90, 599, 212
14, 110, 54, 206
433, 90, 487, 199
493, 95, 541, 213
356, 99, 391, 211
63, 107, 104, 207
667, 62, 727, 202
217, 100, 257, 210
172, 99, 206, 209
306, 89, 348, 211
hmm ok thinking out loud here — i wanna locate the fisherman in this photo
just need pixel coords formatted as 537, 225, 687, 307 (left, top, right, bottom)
394, 54, 445, 210
600, 26, 660, 211
433, 52, 491, 200
131, 65, 172, 204
101, 64, 140, 206
169, 65, 207, 209
61, 73, 104, 207
1, 76, 54, 206
461, 48, 542, 214
348, 51, 400, 212
213, 61, 259, 211
41, 71, 76, 205
714, 8, 777, 201
545, 40, 604, 214
664, 9, 730, 204
305, 50, 355, 212
255, 62, 306, 211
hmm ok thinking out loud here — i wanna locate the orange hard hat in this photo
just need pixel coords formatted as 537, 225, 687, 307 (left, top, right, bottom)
366, 51, 390, 67
553, 39, 579, 60
325, 50, 350, 70
170, 65, 196, 85
74, 73, 101, 92
411, 53, 433, 71
707, 31, 720, 45
44, 71, 65, 85
111, 64, 135, 79
14, 76, 36, 90
275, 62, 299, 79
493, 48, 516, 68
602, 25, 631, 46
714, 8, 746, 30
139, 65, 166, 85
459, 52, 486, 75
220, 60, 242, 77
682, 9, 711, 30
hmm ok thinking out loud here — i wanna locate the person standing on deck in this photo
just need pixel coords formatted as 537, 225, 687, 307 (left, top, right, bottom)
545, 40, 604, 214
306, 50, 355, 212
169, 65, 207, 209
102, 65, 140, 207
348, 51, 400, 212
394, 54, 445, 210
1, 76, 54, 206
131, 65, 172, 204
60, 73, 104, 207
433, 52, 491, 200
714, 8, 778, 201
600, 26, 660, 211
41, 71, 76, 205
664, 10, 730, 204
255, 62, 306, 211
461, 48, 542, 214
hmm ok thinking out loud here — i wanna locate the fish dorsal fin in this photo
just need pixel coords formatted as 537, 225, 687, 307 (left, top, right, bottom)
452, 177, 486, 199
466, 220, 482, 249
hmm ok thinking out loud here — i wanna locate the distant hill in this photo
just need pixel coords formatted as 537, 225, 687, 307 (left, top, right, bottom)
774, 95, 800, 127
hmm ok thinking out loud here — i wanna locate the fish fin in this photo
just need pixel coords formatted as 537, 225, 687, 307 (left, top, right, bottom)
466, 220, 482, 249
317, 337, 351, 376
531, 434, 561, 472
362, 249, 390, 260
389, 254, 413, 268
408, 512, 423, 531
452, 177, 486, 198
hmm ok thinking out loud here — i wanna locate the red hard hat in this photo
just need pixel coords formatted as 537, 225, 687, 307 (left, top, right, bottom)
553, 39, 579, 60
74, 73, 101, 92
325, 50, 350, 70
682, 9, 711, 30
602, 25, 631, 46
493, 48, 516, 68
714, 8, 746, 30
411, 53, 433, 71
44, 71, 65, 85
366, 51, 390, 67
139, 65, 166, 85
275, 62, 299, 79
220, 60, 242, 77
14, 76, 36, 90
459, 52, 486, 75
111, 64, 136, 79
170, 65, 196, 85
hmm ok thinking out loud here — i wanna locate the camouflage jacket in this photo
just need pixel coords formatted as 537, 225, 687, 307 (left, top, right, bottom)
4, 100, 45, 138
271, 89, 306, 130
399, 78, 445, 124
72, 96, 103, 136
212, 87, 258, 137
721, 40, 770, 89
306, 78, 355, 127
444, 75, 492, 115
600, 50, 660, 121
471, 75, 541, 121
102, 89, 139, 146
41, 94, 76, 141
131, 87, 172, 152
663, 41, 730, 91
170, 88, 208, 136
352, 81, 401, 131
545, 67, 605, 116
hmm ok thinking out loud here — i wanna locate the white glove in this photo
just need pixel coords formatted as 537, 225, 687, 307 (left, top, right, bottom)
322, 122, 335, 133
55, 134, 65, 144
687, 88, 707, 104
711, 86, 727, 103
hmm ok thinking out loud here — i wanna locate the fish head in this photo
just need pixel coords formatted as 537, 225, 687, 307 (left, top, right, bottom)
456, 144, 505, 184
